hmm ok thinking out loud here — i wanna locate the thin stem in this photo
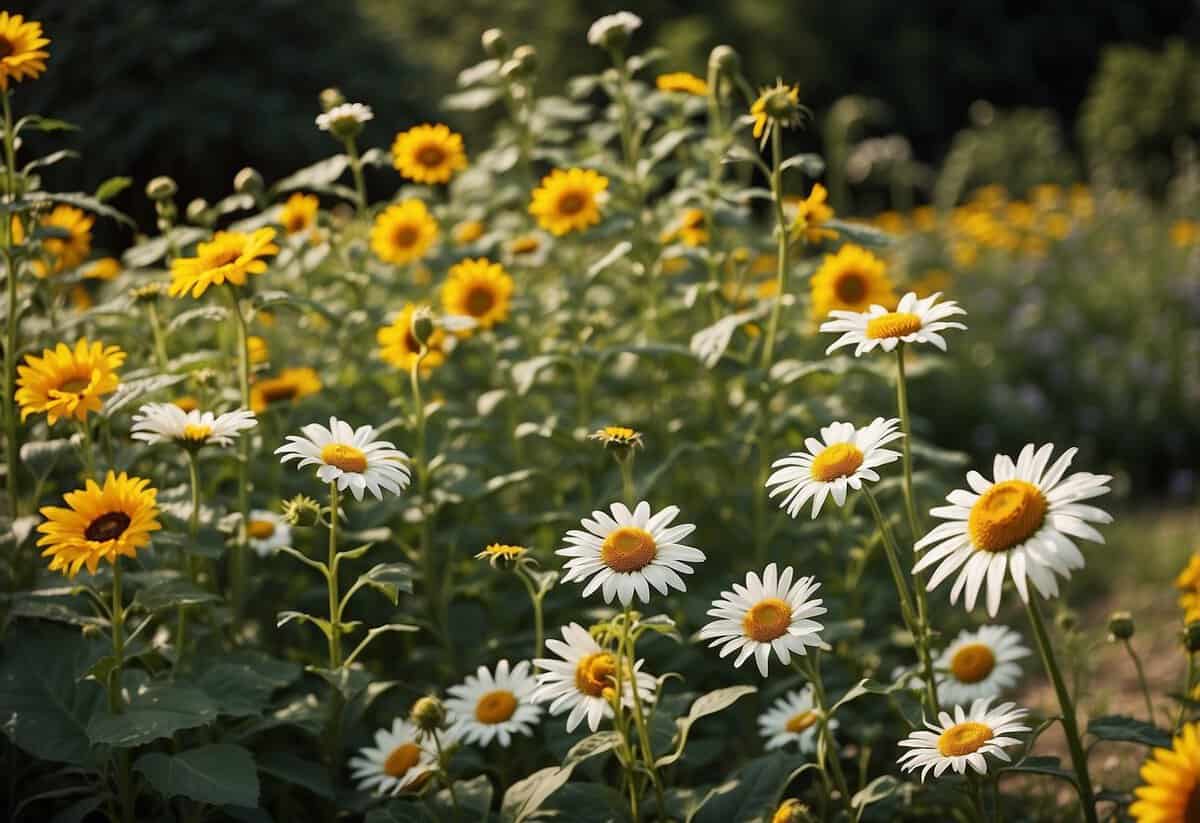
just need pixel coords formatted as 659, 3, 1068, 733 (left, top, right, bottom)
798, 653, 851, 811
225, 286, 252, 615
109, 561, 133, 823
432, 730, 460, 818
611, 615, 639, 822
145, 303, 170, 372
175, 451, 201, 672
344, 137, 367, 215
758, 122, 790, 371
969, 776, 987, 822
78, 419, 95, 480
1, 90, 18, 521
623, 609, 665, 820
409, 349, 442, 649
324, 482, 345, 802
1121, 638, 1156, 724
1023, 596, 1098, 823
618, 456, 636, 509
1180, 653, 1196, 731
515, 567, 544, 658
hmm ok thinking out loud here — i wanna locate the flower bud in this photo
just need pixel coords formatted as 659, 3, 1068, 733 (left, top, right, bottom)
481, 28, 508, 58
319, 87, 345, 112
1055, 609, 1078, 633
1107, 610, 1134, 641
185, 198, 211, 225
410, 306, 436, 351
410, 695, 446, 733
280, 494, 322, 527
709, 45, 739, 75
1184, 621, 1200, 654
234, 167, 264, 196
772, 799, 812, 823
509, 45, 538, 77
145, 176, 177, 202
763, 86, 800, 120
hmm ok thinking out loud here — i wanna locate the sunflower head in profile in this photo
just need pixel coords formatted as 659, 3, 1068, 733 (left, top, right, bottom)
370, 200, 438, 265
810, 243, 896, 320
83, 257, 122, 281
441, 258, 513, 333
249, 367, 322, 413
750, 81, 802, 141
377, 303, 447, 373
0, 12, 49, 90
656, 72, 708, 96
37, 472, 161, 578
278, 193, 319, 237
392, 124, 468, 185
31, 206, 94, 278
475, 543, 529, 568
168, 228, 279, 299
16, 338, 124, 425
529, 168, 608, 236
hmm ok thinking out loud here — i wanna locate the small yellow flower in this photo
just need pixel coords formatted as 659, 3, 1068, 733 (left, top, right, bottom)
1129, 723, 1200, 822
1172, 219, 1199, 249
453, 220, 486, 245
37, 472, 160, 578
371, 200, 438, 265
16, 338, 124, 425
873, 210, 908, 235
810, 244, 896, 319
475, 543, 529, 567
392, 124, 468, 185
247, 335, 269, 365
789, 183, 836, 244
0, 12, 49, 89
772, 799, 810, 823
1177, 554, 1200, 623
169, 228, 279, 299
750, 82, 800, 140
31, 206, 93, 277
249, 367, 321, 413
279, 193, 319, 236
656, 72, 708, 96
588, 426, 643, 449
441, 258, 513, 332
529, 168, 607, 236
377, 303, 447, 372
662, 208, 708, 247
83, 256, 121, 280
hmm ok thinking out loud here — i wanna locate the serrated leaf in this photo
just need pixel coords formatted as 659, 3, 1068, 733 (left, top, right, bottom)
135, 744, 259, 807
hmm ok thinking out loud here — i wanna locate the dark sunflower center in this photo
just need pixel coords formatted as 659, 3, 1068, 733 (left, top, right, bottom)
260, 383, 299, 403
1186, 786, 1200, 823
0, 39, 13, 60
85, 511, 131, 542
392, 225, 418, 248
464, 286, 495, 316
834, 272, 866, 303
417, 145, 446, 167
557, 192, 586, 216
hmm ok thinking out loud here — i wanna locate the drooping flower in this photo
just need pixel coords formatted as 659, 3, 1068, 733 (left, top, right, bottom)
1129, 723, 1200, 822
656, 72, 708, 96
392, 124, 468, 185
750, 82, 801, 141
913, 444, 1112, 616
249, 367, 321, 412
933, 625, 1030, 706
276, 417, 410, 501
349, 718, 439, 796
377, 303, 447, 372
789, 183, 837, 244
15, 338, 124, 424
587, 11, 641, 48
810, 244, 896, 318
246, 509, 291, 556
897, 698, 1029, 781
441, 258, 513, 332
370, 200, 438, 265
37, 472, 161, 577
446, 660, 543, 747
131, 403, 256, 449
278, 193, 319, 236
0, 12, 49, 89
758, 686, 836, 753
820, 291, 967, 356
168, 228, 279, 299
529, 168, 607, 236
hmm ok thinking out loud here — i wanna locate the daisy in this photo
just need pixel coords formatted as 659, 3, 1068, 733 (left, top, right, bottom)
765, 418, 903, 519
131, 403, 257, 449
348, 718, 438, 796
1129, 722, 1200, 822
532, 623, 655, 733
445, 660, 542, 747
587, 11, 641, 47
897, 698, 1029, 781
820, 291, 967, 356
275, 417, 411, 501
699, 563, 827, 677
246, 510, 291, 557
913, 444, 1112, 616
557, 501, 705, 606
933, 625, 1030, 706
758, 686, 837, 753
316, 102, 373, 134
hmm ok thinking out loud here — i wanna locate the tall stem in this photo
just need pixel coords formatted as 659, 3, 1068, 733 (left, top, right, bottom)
344, 137, 367, 216
758, 123, 790, 371
324, 482, 345, 799
226, 286, 251, 615
797, 653, 851, 811
409, 350, 443, 649
515, 567, 544, 658
175, 451, 201, 671
109, 561, 133, 823
1121, 638, 1156, 724
1023, 596, 1098, 823
623, 608, 665, 820
145, 303, 170, 372
1, 89, 18, 521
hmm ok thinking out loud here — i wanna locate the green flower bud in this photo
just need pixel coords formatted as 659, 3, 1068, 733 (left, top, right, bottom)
319, 87, 345, 112
145, 176, 177, 202
481, 28, 508, 58
1107, 610, 1134, 641
234, 167, 264, 196
185, 198, 211, 225
410, 695, 447, 733
410, 307, 436, 351
709, 45, 739, 75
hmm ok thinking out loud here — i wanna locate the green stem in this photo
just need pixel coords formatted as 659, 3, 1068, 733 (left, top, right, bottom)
175, 451, 201, 672
798, 653, 851, 811
324, 482, 345, 802
618, 456, 636, 508
623, 608, 665, 820
145, 302, 170, 372
611, 615, 639, 822
758, 122, 790, 371
109, 561, 134, 823
409, 348, 447, 657
1180, 653, 1196, 731
432, 729, 460, 818
225, 286, 252, 615
78, 419, 95, 480
1, 90, 17, 522
515, 567, 544, 659
344, 137, 367, 215
1121, 638, 1156, 724
1023, 596, 1098, 823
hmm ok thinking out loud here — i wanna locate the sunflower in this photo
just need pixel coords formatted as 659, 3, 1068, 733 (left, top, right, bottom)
392, 124, 468, 185
247, 335, 269, 365
529, 168, 607, 236
662, 208, 708, 247
0, 12, 49, 89
83, 257, 121, 280
789, 183, 837, 244
249, 367, 322, 412
370, 201, 438, 265
453, 220, 486, 245
656, 72, 708, 96
1131, 723, 1200, 822
16, 338, 124, 425
377, 303, 447, 372
1176, 555, 1200, 623
37, 472, 161, 577
441, 258, 513, 332
169, 228, 279, 299
750, 82, 801, 141
278, 193, 319, 236
32, 206, 93, 277
810, 244, 896, 319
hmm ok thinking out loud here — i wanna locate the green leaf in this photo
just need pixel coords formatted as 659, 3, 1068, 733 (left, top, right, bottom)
689, 754, 809, 823
657, 686, 756, 768
103, 374, 188, 415
443, 87, 502, 111
538, 783, 631, 822
272, 155, 350, 193
825, 219, 894, 248
87, 684, 218, 747
195, 662, 284, 718
502, 731, 619, 822
135, 743, 259, 807
133, 578, 220, 612
999, 755, 1077, 785
851, 775, 899, 810
257, 750, 333, 799
23, 149, 79, 175
1087, 715, 1172, 748
49, 795, 106, 823
251, 289, 336, 321
587, 241, 632, 279
94, 176, 133, 202
14, 114, 79, 134
780, 153, 826, 177
430, 774, 493, 819
24, 191, 134, 227
365, 802, 439, 823
828, 678, 896, 715
358, 562, 415, 605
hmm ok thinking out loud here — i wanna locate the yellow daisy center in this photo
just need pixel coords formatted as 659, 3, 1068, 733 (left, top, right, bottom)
574, 651, 617, 698
383, 742, 422, 778
949, 643, 997, 684
937, 721, 993, 757
511, 236, 540, 255
600, 526, 657, 573
785, 710, 818, 734
968, 480, 1047, 553
743, 597, 793, 642
84, 511, 131, 543
247, 520, 276, 540
810, 443, 864, 482
182, 423, 212, 442
320, 443, 368, 474
417, 144, 446, 168
474, 689, 518, 724
464, 286, 496, 317
866, 311, 922, 339
557, 192, 586, 216
834, 271, 867, 303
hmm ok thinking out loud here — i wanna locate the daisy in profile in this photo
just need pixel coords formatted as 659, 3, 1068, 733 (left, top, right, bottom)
765, 418, 903, 518
557, 501, 704, 606
168, 228, 279, 299
474, 543, 528, 568
275, 417, 410, 501
897, 698, 1029, 781
1130, 723, 1200, 822
445, 660, 542, 747
913, 444, 1112, 616
392, 124, 467, 185
349, 717, 438, 796
821, 291, 967, 357
131, 403, 256, 449
758, 686, 836, 753
15, 338, 124, 425
37, 472, 161, 578
532, 623, 655, 733
699, 563, 827, 677
933, 625, 1030, 706
246, 510, 291, 556
316, 102, 373, 135
529, 168, 608, 236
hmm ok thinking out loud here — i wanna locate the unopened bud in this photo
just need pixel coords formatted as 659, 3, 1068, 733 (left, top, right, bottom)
1055, 609, 1078, 633
764, 86, 800, 120
709, 45, 739, 75
319, 87, 345, 112
145, 176, 177, 202
511, 45, 538, 77
280, 494, 322, 527
481, 28, 508, 58
1107, 610, 1134, 641
410, 695, 446, 733
185, 198, 211, 225
234, 167, 264, 196
410, 307, 435, 350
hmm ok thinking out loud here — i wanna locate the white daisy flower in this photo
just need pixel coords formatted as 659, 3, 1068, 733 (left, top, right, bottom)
348, 717, 438, 796
587, 11, 642, 46
315, 102, 374, 132
934, 625, 1030, 707
913, 443, 1112, 617
820, 291, 966, 356
275, 417, 410, 501
765, 418, 903, 519
131, 403, 256, 448
532, 623, 655, 733
245, 509, 291, 557
445, 660, 543, 748
699, 563, 827, 677
758, 686, 837, 753
557, 501, 705, 606
897, 698, 1029, 781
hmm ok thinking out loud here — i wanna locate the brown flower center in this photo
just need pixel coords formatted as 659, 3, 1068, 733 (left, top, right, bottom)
383, 742, 422, 778
57, 376, 91, 395
834, 271, 867, 303
574, 651, 617, 697
417, 145, 446, 168
866, 311, 922, 339
464, 286, 496, 317
0, 39, 14, 60
785, 710, 818, 734
320, 443, 368, 473
85, 512, 131, 542
809, 442, 864, 482
937, 721, 993, 757
600, 527, 657, 573
474, 689, 518, 724
949, 643, 997, 683
557, 192, 586, 216
392, 224, 419, 248
743, 597, 793, 642
259, 382, 299, 403
968, 480, 1047, 553
247, 520, 276, 540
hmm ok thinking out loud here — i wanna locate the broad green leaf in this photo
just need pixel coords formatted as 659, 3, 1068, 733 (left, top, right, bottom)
825, 218, 893, 248
25, 191, 134, 227
689, 754, 809, 823
196, 661, 285, 718
365, 802, 439, 823
49, 795, 105, 823
133, 578, 220, 612
272, 155, 350, 193
502, 731, 619, 822
135, 743, 259, 807
443, 87, 502, 111
656, 686, 756, 768
88, 684, 218, 747
358, 562, 414, 606
538, 782, 631, 822
257, 750, 333, 799
1087, 715, 1171, 748
851, 775, 900, 810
